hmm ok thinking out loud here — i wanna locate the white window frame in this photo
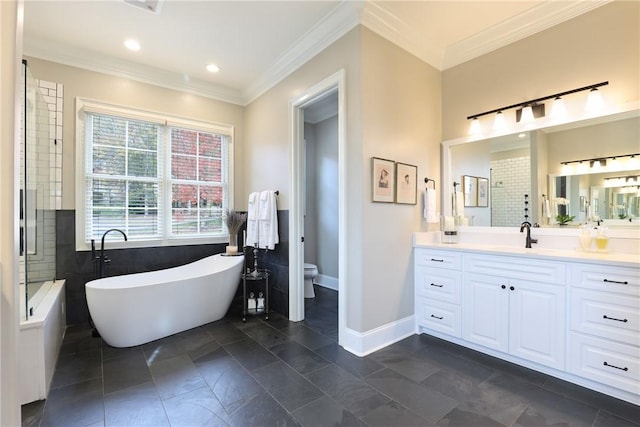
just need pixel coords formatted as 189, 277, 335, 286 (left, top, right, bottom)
75, 97, 235, 251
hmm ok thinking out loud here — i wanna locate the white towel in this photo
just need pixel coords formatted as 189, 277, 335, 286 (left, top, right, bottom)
258, 190, 279, 250
246, 192, 260, 246
247, 192, 259, 219
544, 199, 551, 218
258, 191, 270, 220
454, 192, 465, 218
423, 189, 438, 223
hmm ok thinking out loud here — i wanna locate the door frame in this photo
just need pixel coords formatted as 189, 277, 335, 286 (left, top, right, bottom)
288, 69, 346, 345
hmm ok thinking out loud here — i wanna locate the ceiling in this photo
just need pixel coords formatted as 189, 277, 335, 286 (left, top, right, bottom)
23, 0, 608, 106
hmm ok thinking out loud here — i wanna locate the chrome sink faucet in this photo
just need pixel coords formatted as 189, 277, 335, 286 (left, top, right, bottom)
519, 221, 538, 249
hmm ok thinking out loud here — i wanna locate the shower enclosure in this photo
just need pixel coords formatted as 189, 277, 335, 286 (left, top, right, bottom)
20, 60, 59, 320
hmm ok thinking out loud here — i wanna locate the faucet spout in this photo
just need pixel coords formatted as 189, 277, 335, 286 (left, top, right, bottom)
519, 221, 537, 249
99, 228, 128, 278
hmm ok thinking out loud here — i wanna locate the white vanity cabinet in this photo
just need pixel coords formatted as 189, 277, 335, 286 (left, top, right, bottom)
569, 263, 640, 395
413, 236, 640, 405
414, 249, 462, 337
462, 254, 566, 370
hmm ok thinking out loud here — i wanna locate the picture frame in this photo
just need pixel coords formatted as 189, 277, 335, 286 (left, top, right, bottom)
463, 175, 478, 207
372, 157, 395, 203
395, 162, 417, 205
477, 177, 489, 207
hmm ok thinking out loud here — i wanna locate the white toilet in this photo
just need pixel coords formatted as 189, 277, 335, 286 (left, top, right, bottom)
304, 263, 318, 298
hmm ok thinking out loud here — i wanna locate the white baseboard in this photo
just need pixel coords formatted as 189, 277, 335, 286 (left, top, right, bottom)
315, 274, 338, 291
341, 315, 415, 357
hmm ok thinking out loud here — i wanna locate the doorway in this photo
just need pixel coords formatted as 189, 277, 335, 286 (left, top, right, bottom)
289, 70, 346, 346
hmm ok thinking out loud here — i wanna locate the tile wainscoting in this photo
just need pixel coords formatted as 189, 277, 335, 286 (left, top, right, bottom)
55, 210, 291, 325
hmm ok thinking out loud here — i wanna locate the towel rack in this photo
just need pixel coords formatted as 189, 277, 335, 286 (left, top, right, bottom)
424, 177, 436, 189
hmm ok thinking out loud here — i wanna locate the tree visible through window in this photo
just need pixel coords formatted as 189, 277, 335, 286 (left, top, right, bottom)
170, 128, 224, 235
84, 110, 229, 244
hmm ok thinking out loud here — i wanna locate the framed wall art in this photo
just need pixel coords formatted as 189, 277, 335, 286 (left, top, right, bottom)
463, 175, 478, 207
372, 157, 395, 203
477, 177, 489, 207
395, 162, 417, 204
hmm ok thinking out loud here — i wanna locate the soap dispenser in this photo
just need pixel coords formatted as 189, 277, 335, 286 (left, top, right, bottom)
594, 227, 609, 251
578, 225, 592, 251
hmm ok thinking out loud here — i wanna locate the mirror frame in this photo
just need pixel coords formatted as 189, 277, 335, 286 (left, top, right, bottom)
441, 101, 640, 227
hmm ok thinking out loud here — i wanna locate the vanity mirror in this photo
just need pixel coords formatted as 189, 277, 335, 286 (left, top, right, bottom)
443, 107, 640, 227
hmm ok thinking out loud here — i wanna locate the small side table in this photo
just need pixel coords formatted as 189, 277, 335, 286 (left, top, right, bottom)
241, 269, 269, 322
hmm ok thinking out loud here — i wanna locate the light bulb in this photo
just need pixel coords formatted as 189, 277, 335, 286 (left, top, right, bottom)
469, 118, 481, 135
520, 106, 535, 123
124, 39, 141, 51
493, 112, 506, 130
550, 96, 567, 120
585, 88, 603, 113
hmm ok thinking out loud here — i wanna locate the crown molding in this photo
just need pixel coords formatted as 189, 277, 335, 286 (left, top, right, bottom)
23, 0, 610, 106
360, 1, 445, 70
23, 39, 245, 105
241, 1, 362, 105
442, 0, 611, 70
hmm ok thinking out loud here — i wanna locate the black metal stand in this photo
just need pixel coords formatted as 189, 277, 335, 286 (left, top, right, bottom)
242, 269, 269, 322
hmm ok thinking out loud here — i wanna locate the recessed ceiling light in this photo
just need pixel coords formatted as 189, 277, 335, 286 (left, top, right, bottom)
206, 64, 220, 73
124, 39, 141, 52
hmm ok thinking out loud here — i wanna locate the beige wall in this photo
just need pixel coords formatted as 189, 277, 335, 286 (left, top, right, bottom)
1, 1, 21, 424
244, 27, 366, 328
442, 1, 640, 141
360, 28, 441, 331
546, 116, 640, 176
24, 58, 246, 210
245, 26, 441, 332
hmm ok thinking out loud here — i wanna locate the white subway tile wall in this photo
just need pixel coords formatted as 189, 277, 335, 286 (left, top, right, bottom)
19, 79, 63, 286
490, 156, 531, 227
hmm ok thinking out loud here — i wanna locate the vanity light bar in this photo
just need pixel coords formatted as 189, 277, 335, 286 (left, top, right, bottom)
560, 153, 639, 166
467, 81, 609, 121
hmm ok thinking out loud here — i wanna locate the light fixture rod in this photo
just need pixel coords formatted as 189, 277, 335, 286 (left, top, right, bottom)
560, 152, 638, 165
467, 81, 608, 120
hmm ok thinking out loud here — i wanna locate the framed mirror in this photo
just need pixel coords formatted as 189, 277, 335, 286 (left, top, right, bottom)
442, 107, 640, 228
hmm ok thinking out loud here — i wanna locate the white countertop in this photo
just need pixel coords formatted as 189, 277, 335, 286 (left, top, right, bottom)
414, 232, 640, 269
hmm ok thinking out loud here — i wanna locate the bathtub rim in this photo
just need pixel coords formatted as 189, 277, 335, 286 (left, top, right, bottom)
85, 253, 244, 290
20, 279, 65, 330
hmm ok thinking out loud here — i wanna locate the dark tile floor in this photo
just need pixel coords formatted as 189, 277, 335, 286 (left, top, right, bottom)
22, 285, 640, 427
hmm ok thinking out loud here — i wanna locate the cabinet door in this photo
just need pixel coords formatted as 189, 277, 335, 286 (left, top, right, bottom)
509, 279, 566, 370
463, 273, 509, 352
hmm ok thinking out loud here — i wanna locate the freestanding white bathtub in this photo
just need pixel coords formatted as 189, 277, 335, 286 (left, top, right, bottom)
86, 253, 244, 347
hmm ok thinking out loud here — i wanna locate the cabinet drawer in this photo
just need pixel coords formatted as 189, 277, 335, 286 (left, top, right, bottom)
416, 298, 461, 338
415, 249, 462, 270
570, 289, 639, 346
570, 264, 639, 297
570, 333, 640, 395
464, 254, 566, 285
415, 266, 461, 304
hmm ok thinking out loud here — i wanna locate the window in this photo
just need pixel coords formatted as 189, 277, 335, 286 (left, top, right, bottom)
76, 99, 233, 249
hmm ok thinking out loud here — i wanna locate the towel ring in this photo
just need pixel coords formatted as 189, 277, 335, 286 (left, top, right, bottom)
424, 177, 436, 189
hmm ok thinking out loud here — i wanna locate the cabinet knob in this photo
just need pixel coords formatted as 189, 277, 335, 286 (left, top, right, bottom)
510, 286, 515, 291
501, 285, 506, 289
